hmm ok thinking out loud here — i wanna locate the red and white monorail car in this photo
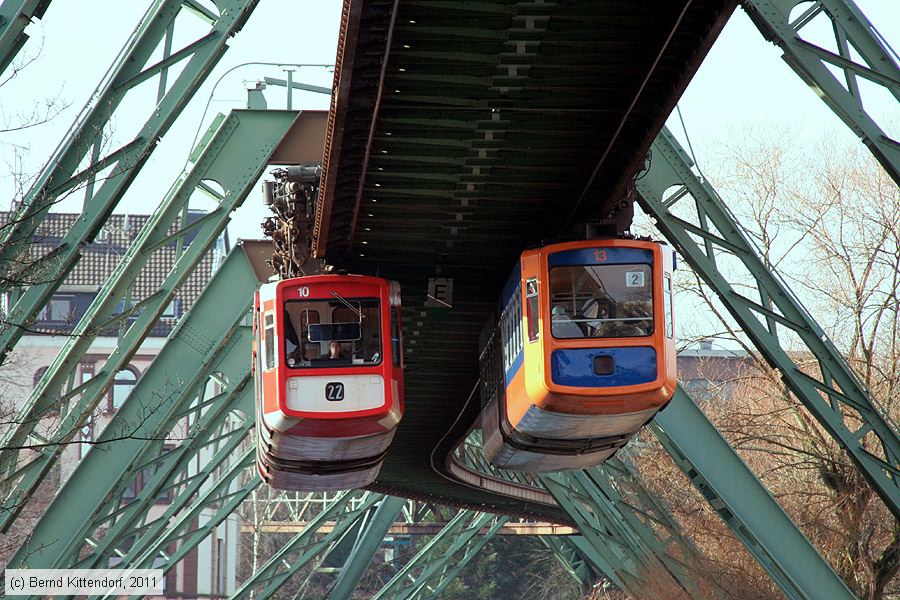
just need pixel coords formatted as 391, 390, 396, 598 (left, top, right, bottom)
253, 274, 404, 490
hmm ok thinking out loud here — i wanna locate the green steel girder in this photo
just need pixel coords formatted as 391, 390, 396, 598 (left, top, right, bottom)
539, 471, 689, 600
82, 385, 254, 572
564, 534, 632, 595
451, 425, 710, 598
371, 511, 481, 600
371, 510, 508, 600
57, 301, 255, 569
100, 453, 259, 600
0, 110, 297, 532
742, 0, 900, 185
0, 0, 260, 357
96, 456, 260, 598
77, 344, 254, 569
652, 389, 856, 600
602, 454, 713, 581
411, 518, 507, 600
229, 492, 384, 600
0, 0, 51, 74
538, 536, 594, 591
116, 455, 259, 599
576, 467, 708, 598
6, 243, 263, 571
635, 127, 900, 520
450, 427, 710, 597
327, 495, 407, 600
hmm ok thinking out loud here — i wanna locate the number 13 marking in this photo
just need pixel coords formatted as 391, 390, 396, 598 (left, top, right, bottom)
594, 250, 607, 262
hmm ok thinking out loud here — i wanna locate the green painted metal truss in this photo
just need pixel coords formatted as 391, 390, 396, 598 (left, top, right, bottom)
2, 0, 897, 598
742, 0, 900, 186
0, 109, 297, 533
2, 115, 290, 569
0, 0, 261, 360
0, 0, 51, 74
635, 127, 900, 523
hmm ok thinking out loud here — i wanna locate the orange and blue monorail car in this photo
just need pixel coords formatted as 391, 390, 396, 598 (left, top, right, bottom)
479, 238, 676, 471
253, 275, 403, 490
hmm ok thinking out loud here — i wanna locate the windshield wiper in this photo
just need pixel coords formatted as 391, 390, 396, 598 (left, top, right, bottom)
331, 291, 364, 320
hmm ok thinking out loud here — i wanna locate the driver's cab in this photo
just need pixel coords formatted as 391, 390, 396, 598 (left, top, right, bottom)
256, 274, 403, 417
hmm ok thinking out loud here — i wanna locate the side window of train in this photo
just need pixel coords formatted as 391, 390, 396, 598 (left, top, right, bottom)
525, 278, 539, 342
264, 312, 275, 370
391, 308, 401, 366
514, 290, 523, 355
504, 308, 513, 370
501, 288, 523, 371
515, 290, 525, 354
664, 274, 674, 338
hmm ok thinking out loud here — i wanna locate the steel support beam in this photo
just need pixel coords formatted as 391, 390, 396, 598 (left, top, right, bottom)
539, 536, 594, 590
0, 0, 260, 356
582, 461, 715, 597
450, 426, 706, 598
601, 454, 716, 585
742, 0, 900, 185
652, 388, 856, 600
412, 518, 507, 600
6, 242, 263, 571
371, 510, 508, 600
0, 0, 50, 74
47, 324, 253, 571
116, 459, 260, 600
0, 110, 296, 531
540, 471, 690, 600
86, 397, 254, 573
327, 495, 406, 600
229, 492, 384, 600
635, 127, 900, 520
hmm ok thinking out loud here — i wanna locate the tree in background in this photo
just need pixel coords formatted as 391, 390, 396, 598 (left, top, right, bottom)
636, 131, 899, 600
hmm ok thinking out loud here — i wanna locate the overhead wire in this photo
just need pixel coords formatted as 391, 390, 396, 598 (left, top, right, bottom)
675, 104, 704, 180
429, 378, 493, 496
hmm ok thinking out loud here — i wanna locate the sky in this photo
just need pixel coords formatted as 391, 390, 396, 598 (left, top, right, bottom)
1, 0, 897, 244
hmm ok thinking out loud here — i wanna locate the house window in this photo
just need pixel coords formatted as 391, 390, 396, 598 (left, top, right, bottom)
77, 418, 95, 459
41, 296, 74, 323
120, 447, 175, 505
33, 366, 49, 388
162, 299, 180, 319
216, 537, 226, 594
1, 292, 11, 318
110, 367, 138, 411
80, 363, 95, 385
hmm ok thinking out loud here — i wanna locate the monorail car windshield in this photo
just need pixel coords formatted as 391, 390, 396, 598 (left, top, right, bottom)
480, 238, 676, 472
283, 296, 384, 368
254, 275, 403, 491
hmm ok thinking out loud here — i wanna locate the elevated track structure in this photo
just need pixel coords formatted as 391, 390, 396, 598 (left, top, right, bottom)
0, 0, 897, 598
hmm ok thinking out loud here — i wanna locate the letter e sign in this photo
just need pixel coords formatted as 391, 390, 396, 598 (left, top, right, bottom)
426, 278, 453, 308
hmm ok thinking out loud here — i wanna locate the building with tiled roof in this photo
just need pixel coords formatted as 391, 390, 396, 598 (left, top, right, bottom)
2, 210, 228, 337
